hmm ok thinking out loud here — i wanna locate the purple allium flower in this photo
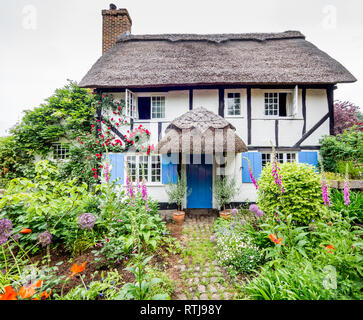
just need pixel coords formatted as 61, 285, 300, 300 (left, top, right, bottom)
321, 178, 331, 206
37, 231, 53, 247
0, 218, 12, 244
210, 234, 217, 243
232, 208, 238, 215
78, 213, 96, 230
241, 219, 247, 225
256, 209, 264, 217
344, 182, 350, 205
249, 204, 259, 213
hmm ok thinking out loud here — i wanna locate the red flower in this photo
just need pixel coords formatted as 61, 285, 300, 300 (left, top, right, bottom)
91, 125, 95, 128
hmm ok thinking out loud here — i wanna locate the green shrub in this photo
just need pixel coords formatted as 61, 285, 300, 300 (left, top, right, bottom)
330, 189, 363, 223
213, 176, 238, 211
257, 162, 325, 225
319, 128, 363, 173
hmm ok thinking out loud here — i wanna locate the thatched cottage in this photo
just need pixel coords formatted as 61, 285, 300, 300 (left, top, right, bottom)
79, 5, 356, 208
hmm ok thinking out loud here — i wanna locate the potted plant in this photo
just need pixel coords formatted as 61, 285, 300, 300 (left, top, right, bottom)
213, 176, 238, 219
165, 173, 191, 224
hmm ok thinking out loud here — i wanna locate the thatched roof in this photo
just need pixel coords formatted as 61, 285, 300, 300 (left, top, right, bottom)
156, 107, 248, 154
79, 31, 356, 88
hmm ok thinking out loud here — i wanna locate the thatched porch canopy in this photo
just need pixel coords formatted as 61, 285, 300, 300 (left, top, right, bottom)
156, 107, 248, 154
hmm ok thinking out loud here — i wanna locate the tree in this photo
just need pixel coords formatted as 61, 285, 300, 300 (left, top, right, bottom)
334, 100, 362, 135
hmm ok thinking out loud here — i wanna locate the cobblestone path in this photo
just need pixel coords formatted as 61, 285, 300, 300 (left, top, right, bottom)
170, 215, 241, 300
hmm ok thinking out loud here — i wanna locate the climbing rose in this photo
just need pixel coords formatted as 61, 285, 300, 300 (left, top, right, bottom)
78, 213, 96, 230
37, 232, 53, 247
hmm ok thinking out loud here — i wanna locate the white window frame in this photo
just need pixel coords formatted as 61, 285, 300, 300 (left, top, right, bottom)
125, 89, 138, 119
151, 95, 166, 119
263, 90, 295, 118
262, 152, 298, 165
52, 143, 70, 161
125, 154, 162, 185
225, 91, 242, 117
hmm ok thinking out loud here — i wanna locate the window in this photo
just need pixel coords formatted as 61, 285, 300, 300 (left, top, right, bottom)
151, 155, 161, 183
262, 152, 297, 165
262, 153, 271, 167
151, 96, 165, 119
125, 89, 137, 118
53, 143, 69, 160
264, 92, 293, 117
126, 155, 161, 183
226, 92, 241, 116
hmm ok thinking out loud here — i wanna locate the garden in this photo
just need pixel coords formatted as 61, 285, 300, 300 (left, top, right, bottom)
0, 83, 362, 300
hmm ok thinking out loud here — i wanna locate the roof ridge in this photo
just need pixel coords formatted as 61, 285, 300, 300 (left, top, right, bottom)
116, 31, 305, 43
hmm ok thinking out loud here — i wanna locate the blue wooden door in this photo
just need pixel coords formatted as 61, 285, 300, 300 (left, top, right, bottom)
186, 156, 213, 208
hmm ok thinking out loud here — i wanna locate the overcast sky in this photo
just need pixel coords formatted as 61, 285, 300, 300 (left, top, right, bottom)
1, 0, 362, 136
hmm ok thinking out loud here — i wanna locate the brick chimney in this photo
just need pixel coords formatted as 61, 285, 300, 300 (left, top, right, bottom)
102, 4, 132, 54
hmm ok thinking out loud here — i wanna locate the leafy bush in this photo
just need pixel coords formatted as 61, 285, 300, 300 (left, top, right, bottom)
165, 173, 190, 211
257, 162, 324, 225
319, 128, 363, 173
213, 218, 263, 275
213, 176, 238, 211
330, 189, 363, 223
336, 160, 362, 180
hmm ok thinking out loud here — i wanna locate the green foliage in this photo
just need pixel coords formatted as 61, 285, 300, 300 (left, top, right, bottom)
257, 162, 325, 225
165, 173, 190, 211
57, 270, 123, 300
336, 160, 362, 180
319, 128, 363, 173
213, 176, 238, 211
117, 256, 170, 300
330, 189, 363, 223
213, 217, 263, 275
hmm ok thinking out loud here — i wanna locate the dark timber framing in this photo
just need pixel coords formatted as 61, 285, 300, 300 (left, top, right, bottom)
326, 86, 335, 135
302, 88, 307, 135
189, 89, 193, 110
275, 120, 279, 147
218, 88, 224, 117
158, 122, 162, 141
294, 112, 329, 147
247, 88, 252, 145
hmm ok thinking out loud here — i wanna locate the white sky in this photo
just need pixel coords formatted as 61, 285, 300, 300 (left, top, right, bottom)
1, 0, 362, 136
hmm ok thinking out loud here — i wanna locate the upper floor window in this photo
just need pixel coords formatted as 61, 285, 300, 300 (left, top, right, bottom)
125, 155, 161, 183
226, 92, 241, 116
264, 92, 292, 117
53, 143, 69, 160
151, 96, 165, 119
125, 89, 137, 118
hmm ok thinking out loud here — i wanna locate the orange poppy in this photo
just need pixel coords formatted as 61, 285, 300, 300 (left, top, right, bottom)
269, 234, 283, 245
18, 280, 42, 300
20, 228, 32, 234
70, 262, 86, 276
40, 290, 51, 300
322, 244, 335, 254
0, 286, 17, 300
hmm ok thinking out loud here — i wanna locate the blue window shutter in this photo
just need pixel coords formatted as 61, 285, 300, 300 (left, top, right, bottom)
162, 154, 178, 184
242, 152, 262, 183
299, 151, 318, 170
108, 153, 124, 184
